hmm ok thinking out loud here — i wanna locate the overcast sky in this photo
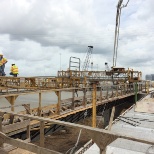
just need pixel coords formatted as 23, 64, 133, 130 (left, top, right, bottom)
0, 0, 153, 78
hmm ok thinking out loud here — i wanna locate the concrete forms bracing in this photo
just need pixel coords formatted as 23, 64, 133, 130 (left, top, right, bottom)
0, 77, 150, 154
0, 69, 142, 90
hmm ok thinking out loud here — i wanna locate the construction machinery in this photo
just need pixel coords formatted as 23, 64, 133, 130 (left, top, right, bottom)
105, 0, 142, 84
82, 46, 93, 71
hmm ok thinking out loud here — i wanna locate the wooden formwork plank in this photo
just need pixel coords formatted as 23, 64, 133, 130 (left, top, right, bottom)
108, 106, 115, 131
0, 132, 61, 154
2, 110, 153, 145
2, 120, 30, 134
40, 121, 45, 147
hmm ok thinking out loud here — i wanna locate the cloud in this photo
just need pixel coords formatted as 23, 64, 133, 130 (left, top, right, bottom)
0, 0, 153, 79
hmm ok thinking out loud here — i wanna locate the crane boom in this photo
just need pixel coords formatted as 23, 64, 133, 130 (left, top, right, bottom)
113, 0, 130, 67
82, 46, 93, 71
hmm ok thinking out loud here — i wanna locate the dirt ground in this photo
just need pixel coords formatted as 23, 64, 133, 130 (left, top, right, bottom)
34, 117, 104, 153
8, 117, 103, 154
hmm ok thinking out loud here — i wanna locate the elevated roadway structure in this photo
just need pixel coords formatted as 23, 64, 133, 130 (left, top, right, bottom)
0, 91, 153, 154
0, 81, 149, 141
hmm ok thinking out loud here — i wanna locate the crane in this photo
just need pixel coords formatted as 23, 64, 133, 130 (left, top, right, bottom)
82, 46, 93, 71
113, 0, 130, 67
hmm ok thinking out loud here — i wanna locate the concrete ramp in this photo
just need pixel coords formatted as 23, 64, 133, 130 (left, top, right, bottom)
135, 97, 154, 114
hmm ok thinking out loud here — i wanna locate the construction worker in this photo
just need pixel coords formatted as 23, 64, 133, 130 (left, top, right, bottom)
10, 64, 19, 77
0, 54, 3, 76
1, 54, 8, 76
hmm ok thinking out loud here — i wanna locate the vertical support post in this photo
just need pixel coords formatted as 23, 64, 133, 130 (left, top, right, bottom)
116, 85, 118, 97
121, 85, 123, 96
135, 82, 138, 103
71, 89, 75, 110
0, 116, 2, 132
0, 116, 3, 147
112, 86, 114, 98
57, 91, 61, 114
11, 96, 15, 112
39, 92, 42, 116
9, 114, 14, 124
106, 85, 109, 99
83, 88, 87, 107
26, 124, 31, 141
92, 83, 97, 128
100, 86, 102, 102
108, 106, 115, 131
40, 121, 45, 147
124, 84, 126, 95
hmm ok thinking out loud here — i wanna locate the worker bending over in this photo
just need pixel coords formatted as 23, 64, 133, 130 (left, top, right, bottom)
10, 64, 19, 77
0, 53, 8, 76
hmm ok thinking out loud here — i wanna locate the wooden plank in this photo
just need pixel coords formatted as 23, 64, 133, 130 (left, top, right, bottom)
3, 143, 17, 152
38, 92, 42, 116
22, 104, 31, 114
0, 132, 61, 154
2, 120, 30, 134
108, 106, 115, 130
3, 105, 153, 148
11, 96, 15, 112
57, 91, 61, 114
3, 114, 10, 120
61, 95, 91, 104
26, 124, 31, 140
19, 104, 57, 115
0, 87, 84, 99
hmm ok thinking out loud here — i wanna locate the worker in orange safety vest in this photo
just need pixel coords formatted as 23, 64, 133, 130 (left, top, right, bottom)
0, 54, 3, 76
0, 53, 8, 76
10, 64, 19, 77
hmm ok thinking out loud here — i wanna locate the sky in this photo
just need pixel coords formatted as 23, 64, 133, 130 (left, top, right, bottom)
0, 0, 153, 78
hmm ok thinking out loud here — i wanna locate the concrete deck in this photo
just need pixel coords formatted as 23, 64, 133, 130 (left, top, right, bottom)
84, 94, 154, 154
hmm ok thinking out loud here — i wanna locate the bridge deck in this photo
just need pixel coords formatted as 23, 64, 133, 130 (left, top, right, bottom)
0, 82, 144, 136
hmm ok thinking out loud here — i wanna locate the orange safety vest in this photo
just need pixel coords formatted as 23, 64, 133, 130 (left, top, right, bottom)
11, 65, 19, 74
2, 58, 7, 64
